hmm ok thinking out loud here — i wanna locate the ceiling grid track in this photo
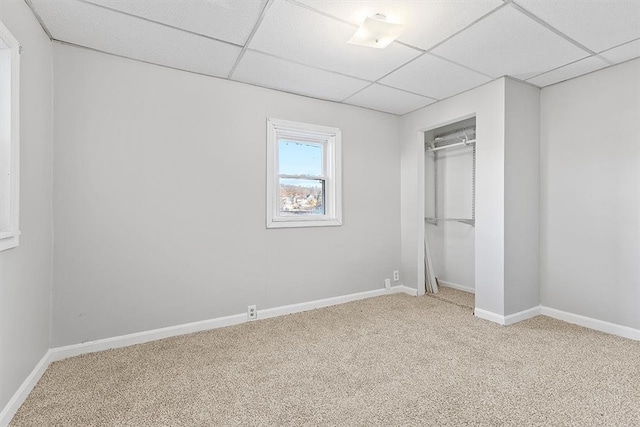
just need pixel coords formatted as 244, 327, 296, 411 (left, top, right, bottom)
21, 0, 640, 116
227, 0, 275, 79
74, 0, 243, 48
24, 0, 54, 40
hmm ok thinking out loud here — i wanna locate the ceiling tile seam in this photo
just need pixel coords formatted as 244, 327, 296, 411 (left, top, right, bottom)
422, 2, 510, 54
598, 36, 640, 55
502, 75, 540, 89
595, 55, 615, 66
240, 48, 373, 84
24, 0, 54, 40
76, 0, 244, 48
342, 52, 444, 102
228, 0, 275, 79
339, 82, 376, 103
509, 1, 597, 56
402, 103, 440, 117
394, 40, 426, 54
339, 101, 403, 117
426, 52, 495, 79
371, 52, 428, 86
50, 39, 389, 115
529, 58, 633, 91
594, 36, 640, 66
285, 0, 358, 28
399, 76, 504, 117
51, 38, 233, 80
523, 54, 602, 82
375, 82, 439, 101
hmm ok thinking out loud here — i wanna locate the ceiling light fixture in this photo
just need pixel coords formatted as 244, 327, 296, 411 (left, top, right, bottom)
348, 14, 404, 49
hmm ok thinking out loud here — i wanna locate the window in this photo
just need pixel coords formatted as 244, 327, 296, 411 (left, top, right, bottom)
266, 118, 342, 228
0, 21, 20, 251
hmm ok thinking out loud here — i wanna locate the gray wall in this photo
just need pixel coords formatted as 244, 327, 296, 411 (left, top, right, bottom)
51, 43, 402, 347
504, 78, 540, 315
0, 0, 53, 411
540, 58, 640, 329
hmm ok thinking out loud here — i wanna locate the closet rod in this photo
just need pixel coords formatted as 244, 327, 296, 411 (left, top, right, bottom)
426, 139, 476, 152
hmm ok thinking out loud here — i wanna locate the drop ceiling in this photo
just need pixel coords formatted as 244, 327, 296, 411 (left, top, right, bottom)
27, 0, 640, 115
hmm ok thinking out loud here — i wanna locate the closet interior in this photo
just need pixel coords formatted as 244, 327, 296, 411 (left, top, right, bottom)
424, 117, 476, 302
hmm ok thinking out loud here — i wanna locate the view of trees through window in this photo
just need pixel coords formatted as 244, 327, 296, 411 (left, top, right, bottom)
279, 178, 324, 215
278, 139, 325, 215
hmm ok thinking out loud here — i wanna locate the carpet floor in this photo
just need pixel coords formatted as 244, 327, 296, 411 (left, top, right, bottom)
11, 292, 640, 426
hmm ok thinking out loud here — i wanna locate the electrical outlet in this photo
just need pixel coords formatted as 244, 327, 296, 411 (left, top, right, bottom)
393, 270, 400, 281
384, 278, 391, 289
247, 305, 257, 320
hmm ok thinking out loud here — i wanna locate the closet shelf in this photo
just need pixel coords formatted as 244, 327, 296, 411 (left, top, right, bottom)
425, 217, 475, 226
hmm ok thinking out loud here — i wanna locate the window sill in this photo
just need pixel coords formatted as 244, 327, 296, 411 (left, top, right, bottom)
267, 218, 342, 229
0, 230, 20, 251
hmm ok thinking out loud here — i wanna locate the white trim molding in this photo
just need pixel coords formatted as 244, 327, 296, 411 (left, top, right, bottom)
475, 306, 542, 326
2, 285, 416, 426
437, 280, 475, 294
0, 350, 51, 427
541, 306, 640, 341
475, 305, 640, 341
266, 118, 342, 229
50, 286, 416, 362
258, 285, 416, 320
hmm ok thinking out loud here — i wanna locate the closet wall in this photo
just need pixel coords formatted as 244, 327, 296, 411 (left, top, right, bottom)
401, 77, 540, 318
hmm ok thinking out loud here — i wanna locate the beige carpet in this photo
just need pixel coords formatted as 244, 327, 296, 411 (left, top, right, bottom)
428, 285, 475, 309
11, 293, 640, 426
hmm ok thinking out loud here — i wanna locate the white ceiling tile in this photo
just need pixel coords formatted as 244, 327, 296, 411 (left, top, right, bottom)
527, 56, 610, 87
431, 5, 588, 80
249, 0, 421, 81
379, 53, 492, 99
600, 39, 640, 64
30, 0, 241, 78
298, 0, 503, 51
516, 0, 640, 53
344, 84, 436, 115
233, 50, 370, 102
85, 0, 267, 46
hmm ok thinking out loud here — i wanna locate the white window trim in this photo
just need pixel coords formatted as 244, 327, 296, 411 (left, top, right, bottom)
266, 118, 342, 229
0, 21, 21, 251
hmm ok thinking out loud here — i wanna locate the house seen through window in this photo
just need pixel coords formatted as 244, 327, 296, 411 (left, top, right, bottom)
267, 118, 342, 228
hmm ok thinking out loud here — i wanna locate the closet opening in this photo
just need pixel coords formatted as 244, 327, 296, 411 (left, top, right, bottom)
423, 117, 476, 310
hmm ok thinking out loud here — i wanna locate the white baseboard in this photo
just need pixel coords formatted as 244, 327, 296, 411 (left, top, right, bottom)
50, 286, 417, 362
3, 285, 416, 426
474, 308, 506, 325
49, 312, 248, 362
0, 350, 51, 427
10, 287, 635, 426
475, 305, 640, 341
541, 306, 640, 341
504, 306, 542, 325
474, 306, 541, 326
393, 285, 418, 296
259, 285, 414, 320
437, 280, 475, 294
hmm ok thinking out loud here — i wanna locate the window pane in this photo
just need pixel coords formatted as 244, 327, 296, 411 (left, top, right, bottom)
280, 178, 325, 216
278, 139, 323, 176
